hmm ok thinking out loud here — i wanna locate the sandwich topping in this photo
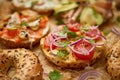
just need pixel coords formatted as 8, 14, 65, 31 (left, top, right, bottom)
0, 10, 48, 43
43, 22, 105, 60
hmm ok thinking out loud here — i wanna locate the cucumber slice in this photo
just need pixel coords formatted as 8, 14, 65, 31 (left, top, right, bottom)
80, 7, 104, 26
54, 2, 78, 14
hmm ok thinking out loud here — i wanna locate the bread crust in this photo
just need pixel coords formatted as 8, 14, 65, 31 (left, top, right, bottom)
107, 40, 120, 80
40, 38, 103, 68
0, 48, 43, 80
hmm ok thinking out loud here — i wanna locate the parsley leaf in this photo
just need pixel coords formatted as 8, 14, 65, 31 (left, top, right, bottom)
63, 26, 77, 38
49, 70, 63, 80
89, 39, 95, 44
58, 42, 70, 47
57, 50, 69, 58
81, 27, 89, 32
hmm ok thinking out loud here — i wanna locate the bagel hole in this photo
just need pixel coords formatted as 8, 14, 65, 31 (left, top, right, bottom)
7, 67, 15, 77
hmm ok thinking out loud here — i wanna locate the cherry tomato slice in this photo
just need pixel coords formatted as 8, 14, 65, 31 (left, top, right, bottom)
73, 39, 94, 60
7, 29, 19, 38
68, 22, 80, 32
44, 35, 57, 49
86, 27, 102, 41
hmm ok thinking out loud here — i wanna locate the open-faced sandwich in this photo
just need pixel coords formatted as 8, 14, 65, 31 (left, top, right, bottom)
12, 0, 60, 13
41, 22, 106, 68
0, 10, 49, 48
54, 0, 113, 26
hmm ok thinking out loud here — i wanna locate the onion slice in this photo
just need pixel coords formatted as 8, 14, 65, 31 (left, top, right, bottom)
111, 27, 120, 36
69, 39, 94, 55
78, 70, 102, 80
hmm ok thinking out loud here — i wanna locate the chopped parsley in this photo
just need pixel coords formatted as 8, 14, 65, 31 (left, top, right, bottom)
49, 70, 63, 80
58, 42, 70, 47
57, 50, 69, 58
63, 26, 77, 38
89, 39, 95, 44
81, 27, 89, 32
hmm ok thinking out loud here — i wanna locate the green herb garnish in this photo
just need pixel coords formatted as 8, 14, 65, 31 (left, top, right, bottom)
57, 50, 69, 58
89, 39, 95, 44
49, 70, 63, 80
58, 42, 70, 47
63, 26, 77, 38
81, 27, 89, 32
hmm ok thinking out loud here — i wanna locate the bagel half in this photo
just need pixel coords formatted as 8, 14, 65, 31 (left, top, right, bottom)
0, 10, 49, 48
0, 48, 43, 80
107, 40, 120, 80
12, 0, 60, 13
40, 25, 105, 68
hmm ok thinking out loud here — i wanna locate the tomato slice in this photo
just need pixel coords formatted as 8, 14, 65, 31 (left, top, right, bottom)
68, 22, 80, 32
85, 27, 102, 41
40, 16, 48, 28
73, 39, 94, 60
44, 34, 57, 49
7, 29, 19, 38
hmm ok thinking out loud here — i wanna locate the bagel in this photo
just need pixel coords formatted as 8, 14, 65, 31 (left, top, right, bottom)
12, 0, 60, 13
104, 32, 120, 56
0, 48, 43, 80
0, 10, 49, 48
107, 40, 120, 80
40, 24, 105, 68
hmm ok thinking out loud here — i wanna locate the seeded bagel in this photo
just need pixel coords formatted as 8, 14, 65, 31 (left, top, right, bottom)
107, 40, 120, 80
40, 25, 105, 68
0, 48, 43, 80
41, 38, 103, 68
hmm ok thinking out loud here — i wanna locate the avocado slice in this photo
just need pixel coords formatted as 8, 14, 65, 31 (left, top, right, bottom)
80, 7, 104, 26
54, 2, 78, 14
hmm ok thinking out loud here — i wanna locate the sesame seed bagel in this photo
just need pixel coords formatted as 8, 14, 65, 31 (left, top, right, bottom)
107, 40, 120, 80
0, 48, 43, 80
40, 38, 103, 68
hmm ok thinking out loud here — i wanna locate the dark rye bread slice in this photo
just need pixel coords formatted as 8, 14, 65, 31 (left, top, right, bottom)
0, 24, 49, 48
107, 40, 120, 80
0, 48, 43, 80
40, 38, 104, 68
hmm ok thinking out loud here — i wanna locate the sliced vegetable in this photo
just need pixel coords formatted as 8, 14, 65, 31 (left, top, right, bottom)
28, 19, 40, 30
80, 7, 103, 26
111, 27, 120, 36
54, 2, 78, 13
19, 31, 29, 39
44, 34, 56, 49
69, 39, 94, 60
67, 22, 80, 32
85, 26, 102, 41
78, 70, 102, 80
7, 29, 19, 38
49, 70, 63, 80
85, 26, 106, 46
